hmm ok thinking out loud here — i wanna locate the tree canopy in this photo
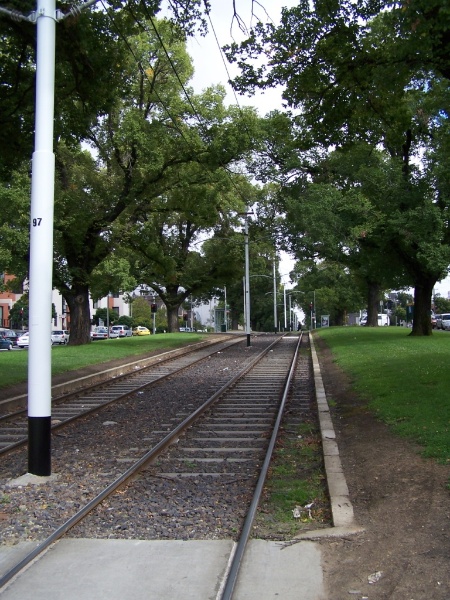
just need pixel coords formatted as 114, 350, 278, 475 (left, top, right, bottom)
226, 0, 450, 335
0, 10, 264, 342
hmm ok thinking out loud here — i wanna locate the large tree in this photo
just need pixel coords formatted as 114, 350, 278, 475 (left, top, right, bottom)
290, 260, 366, 327
227, 0, 450, 335
120, 167, 258, 332
282, 143, 449, 327
0, 14, 263, 343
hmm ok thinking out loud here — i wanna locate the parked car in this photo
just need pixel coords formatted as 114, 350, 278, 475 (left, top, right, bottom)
435, 314, 443, 329
110, 325, 132, 337
440, 314, 450, 330
132, 326, 151, 336
17, 332, 30, 348
0, 335, 13, 350
90, 327, 109, 340
51, 330, 68, 345
0, 328, 19, 346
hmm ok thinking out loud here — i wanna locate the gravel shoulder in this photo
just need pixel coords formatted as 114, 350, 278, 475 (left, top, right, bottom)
314, 334, 450, 600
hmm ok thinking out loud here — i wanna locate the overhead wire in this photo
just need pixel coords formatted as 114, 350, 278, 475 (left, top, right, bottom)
204, 10, 261, 154
139, 0, 206, 127
131, 1, 258, 204
96, 1, 260, 219
99, 0, 191, 143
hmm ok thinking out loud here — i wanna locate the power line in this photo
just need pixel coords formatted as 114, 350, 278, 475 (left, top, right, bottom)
100, 0, 190, 143
140, 0, 206, 126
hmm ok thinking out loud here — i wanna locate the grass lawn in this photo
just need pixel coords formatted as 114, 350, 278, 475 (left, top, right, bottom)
0, 333, 207, 391
314, 326, 450, 466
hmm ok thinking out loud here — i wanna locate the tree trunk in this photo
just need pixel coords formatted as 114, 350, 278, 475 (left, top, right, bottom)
410, 276, 435, 336
335, 309, 345, 326
166, 305, 180, 332
65, 285, 92, 345
366, 281, 381, 326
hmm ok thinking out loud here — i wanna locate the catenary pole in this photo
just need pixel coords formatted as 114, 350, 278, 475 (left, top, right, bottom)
243, 214, 251, 346
273, 258, 277, 333
19, 0, 101, 475
27, 0, 57, 476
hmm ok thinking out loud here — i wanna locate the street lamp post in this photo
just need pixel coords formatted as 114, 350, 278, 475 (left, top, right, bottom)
106, 292, 112, 338
286, 290, 306, 332
238, 211, 253, 346
224, 285, 227, 332
244, 216, 251, 346
273, 260, 277, 333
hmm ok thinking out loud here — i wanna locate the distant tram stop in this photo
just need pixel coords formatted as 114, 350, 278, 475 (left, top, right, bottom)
214, 308, 228, 333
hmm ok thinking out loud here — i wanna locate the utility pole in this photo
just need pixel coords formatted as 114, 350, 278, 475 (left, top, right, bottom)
243, 213, 251, 346
273, 259, 277, 333
224, 285, 227, 332
0, 0, 101, 476
27, 0, 57, 477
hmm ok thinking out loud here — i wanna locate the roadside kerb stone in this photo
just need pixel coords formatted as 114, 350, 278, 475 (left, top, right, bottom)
309, 333, 361, 532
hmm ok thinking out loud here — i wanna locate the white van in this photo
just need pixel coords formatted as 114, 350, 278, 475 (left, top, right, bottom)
440, 314, 450, 330
378, 313, 390, 326
360, 314, 389, 326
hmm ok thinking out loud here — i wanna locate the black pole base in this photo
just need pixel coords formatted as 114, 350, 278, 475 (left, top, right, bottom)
28, 416, 51, 476
246, 333, 251, 347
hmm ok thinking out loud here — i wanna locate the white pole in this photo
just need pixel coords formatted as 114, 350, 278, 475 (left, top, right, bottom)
106, 294, 110, 337
273, 259, 277, 333
244, 216, 251, 346
242, 276, 246, 333
289, 294, 292, 331
283, 284, 287, 331
28, 0, 56, 476
224, 285, 227, 331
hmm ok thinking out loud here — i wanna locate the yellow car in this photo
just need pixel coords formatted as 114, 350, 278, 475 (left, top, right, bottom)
132, 326, 151, 336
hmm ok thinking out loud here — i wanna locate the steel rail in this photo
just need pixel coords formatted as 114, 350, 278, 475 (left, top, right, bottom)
0, 337, 245, 456
0, 336, 237, 416
219, 332, 303, 600
0, 335, 284, 590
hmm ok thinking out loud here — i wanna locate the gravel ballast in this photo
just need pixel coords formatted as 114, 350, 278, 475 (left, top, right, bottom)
1, 335, 302, 545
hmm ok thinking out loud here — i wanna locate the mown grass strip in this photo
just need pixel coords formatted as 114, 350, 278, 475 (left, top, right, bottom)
315, 327, 450, 465
0, 334, 206, 390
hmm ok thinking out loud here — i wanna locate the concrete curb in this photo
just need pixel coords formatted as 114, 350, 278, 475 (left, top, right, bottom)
309, 333, 364, 534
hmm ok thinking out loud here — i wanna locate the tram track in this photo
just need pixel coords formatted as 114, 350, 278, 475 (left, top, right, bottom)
0, 336, 246, 455
0, 334, 309, 595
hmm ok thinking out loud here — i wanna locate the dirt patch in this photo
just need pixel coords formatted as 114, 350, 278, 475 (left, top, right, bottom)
315, 334, 449, 600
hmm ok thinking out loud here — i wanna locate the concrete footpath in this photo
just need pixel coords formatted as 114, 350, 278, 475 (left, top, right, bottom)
0, 334, 361, 599
0, 538, 324, 599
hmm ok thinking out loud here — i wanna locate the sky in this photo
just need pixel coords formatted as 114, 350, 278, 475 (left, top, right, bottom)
184, 0, 450, 298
